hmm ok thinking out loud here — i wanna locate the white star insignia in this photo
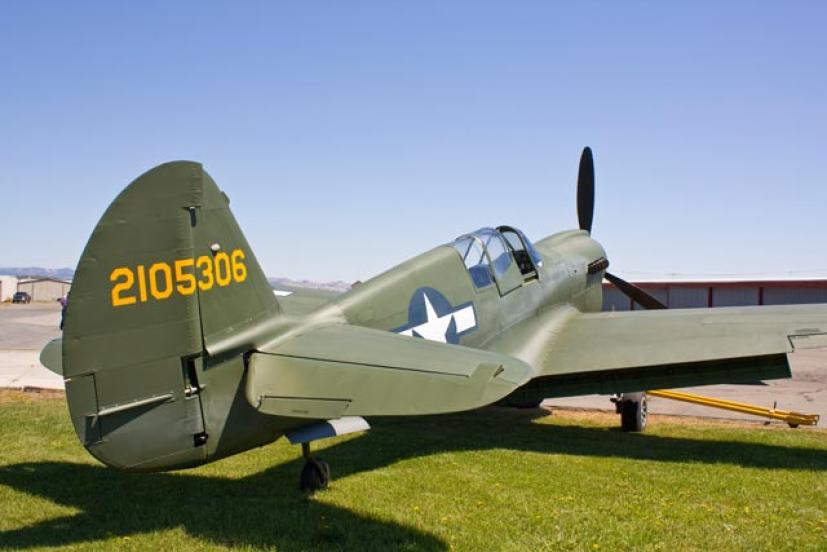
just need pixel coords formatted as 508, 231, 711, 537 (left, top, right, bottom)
397, 293, 476, 344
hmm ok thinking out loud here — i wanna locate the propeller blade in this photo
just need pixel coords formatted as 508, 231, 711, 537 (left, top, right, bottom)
577, 146, 595, 234
604, 272, 667, 310
575, 148, 661, 310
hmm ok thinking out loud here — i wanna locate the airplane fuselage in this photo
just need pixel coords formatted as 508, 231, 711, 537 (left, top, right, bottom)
55, 161, 616, 474
54, 157, 821, 489
187, 228, 609, 471
313, 228, 608, 352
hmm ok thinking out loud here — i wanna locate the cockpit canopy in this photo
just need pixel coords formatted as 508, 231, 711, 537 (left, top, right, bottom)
452, 227, 543, 290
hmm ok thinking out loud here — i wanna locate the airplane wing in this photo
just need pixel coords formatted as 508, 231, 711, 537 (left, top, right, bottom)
246, 323, 533, 418
490, 304, 827, 402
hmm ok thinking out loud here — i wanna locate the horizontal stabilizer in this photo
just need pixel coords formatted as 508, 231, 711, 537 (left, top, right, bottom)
246, 324, 533, 418
39, 338, 63, 375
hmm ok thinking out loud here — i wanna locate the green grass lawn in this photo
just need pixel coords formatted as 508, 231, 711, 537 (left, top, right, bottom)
0, 391, 825, 551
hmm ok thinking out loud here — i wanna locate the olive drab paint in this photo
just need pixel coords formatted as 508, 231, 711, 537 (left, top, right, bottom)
62, 162, 290, 470
46, 157, 827, 474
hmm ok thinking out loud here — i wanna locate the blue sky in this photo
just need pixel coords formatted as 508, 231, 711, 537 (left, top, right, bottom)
2, 2, 826, 282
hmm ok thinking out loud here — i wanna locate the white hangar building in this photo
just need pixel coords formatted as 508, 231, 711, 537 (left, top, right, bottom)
17, 277, 72, 302
0, 275, 19, 302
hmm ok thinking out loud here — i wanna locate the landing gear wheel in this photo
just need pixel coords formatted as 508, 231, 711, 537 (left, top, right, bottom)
299, 442, 331, 492
300, 458, 330, 492
319, 459, 331, 482
620, 392, 647, 432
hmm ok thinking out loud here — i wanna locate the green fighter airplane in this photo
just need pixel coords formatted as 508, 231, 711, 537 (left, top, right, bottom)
41, 148, 827, 491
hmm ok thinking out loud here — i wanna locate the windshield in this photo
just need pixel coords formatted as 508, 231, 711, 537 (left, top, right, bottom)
453, 235, 493, 288
470, 228, 512, 277
452, 227, 516, 287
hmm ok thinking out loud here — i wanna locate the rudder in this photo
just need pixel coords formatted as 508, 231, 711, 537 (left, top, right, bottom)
63, 161, 280, 470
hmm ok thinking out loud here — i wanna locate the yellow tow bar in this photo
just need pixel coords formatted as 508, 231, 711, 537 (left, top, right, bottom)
647, 390, 820, 428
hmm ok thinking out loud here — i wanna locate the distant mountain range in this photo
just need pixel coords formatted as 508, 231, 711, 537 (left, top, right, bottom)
268, 277, 352, 293
0, 267, 352, 292
0, 267, 75, 280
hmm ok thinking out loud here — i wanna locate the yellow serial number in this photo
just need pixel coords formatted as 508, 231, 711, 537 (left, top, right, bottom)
110, 249, 248, 307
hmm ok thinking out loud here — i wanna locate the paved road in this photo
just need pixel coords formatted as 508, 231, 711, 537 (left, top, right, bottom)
0, 303, 63, 389
1, 303, 825, 425
0, 302, 62, 349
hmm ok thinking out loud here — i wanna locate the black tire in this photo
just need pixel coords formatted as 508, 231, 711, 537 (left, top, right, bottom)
300, 459, 330, 492
620, 393, 647, 432
319, 459, 331, 482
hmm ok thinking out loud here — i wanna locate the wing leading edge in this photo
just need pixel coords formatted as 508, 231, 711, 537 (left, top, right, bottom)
490, 304, 827, 401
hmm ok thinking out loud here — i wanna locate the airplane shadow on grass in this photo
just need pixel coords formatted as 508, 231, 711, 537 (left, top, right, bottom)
1, 407, 825, 550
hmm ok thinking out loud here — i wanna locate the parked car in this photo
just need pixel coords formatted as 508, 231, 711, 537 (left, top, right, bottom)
12, 291, 32, 304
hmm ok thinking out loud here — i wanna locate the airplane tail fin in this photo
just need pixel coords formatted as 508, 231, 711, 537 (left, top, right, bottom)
62, 161, 281, 469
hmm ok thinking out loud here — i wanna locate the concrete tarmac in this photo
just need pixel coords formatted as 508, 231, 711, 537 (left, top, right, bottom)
0, 303, 63, 390
1, 303, 825, 425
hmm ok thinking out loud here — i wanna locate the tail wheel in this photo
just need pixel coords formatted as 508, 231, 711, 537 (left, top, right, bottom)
300, 458, 330, 492
620, 392, 647, 432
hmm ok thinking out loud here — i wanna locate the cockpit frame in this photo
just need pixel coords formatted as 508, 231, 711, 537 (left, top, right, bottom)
452, 226, 542, 295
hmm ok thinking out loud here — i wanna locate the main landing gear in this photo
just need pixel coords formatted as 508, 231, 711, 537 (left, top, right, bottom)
612, 392, 648, 432
286, 416, 370, 493
299, 442, 331, 492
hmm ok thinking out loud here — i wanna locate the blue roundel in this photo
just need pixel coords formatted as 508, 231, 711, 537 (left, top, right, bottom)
392, 287, 477, 345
